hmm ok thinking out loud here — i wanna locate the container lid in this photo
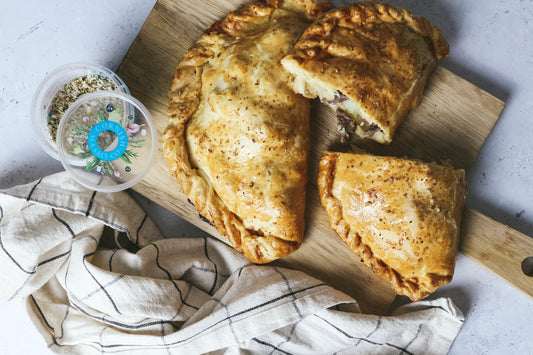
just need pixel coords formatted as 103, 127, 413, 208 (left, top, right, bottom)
56, 92, 156, 192
31, 63, 130, 160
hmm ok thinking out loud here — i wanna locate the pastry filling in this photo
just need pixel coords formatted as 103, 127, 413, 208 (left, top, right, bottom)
286, 63, 385, 143
327, 93, 381, 143
322, 89, 385, 143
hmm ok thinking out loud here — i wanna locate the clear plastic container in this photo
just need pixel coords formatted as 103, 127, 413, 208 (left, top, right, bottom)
32, 63, 156, 192
56, 92, 156, 192
31, 63, 130, 160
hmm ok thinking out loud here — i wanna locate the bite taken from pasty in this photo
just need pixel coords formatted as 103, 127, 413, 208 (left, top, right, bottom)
282, 1, 449, 144
318, 151, 467, 301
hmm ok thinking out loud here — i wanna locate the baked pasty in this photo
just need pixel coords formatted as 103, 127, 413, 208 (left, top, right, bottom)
162, 0, 330, 263
317, 152, 467, 301
281, 1, 449, 144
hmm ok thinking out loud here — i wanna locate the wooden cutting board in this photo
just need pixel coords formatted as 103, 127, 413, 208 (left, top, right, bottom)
117, 0, 533, 314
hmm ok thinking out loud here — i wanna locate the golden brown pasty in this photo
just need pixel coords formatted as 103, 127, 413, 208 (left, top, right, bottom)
162, 0, 330, 263
281, 1, 449, 144
318, 152, 467, 301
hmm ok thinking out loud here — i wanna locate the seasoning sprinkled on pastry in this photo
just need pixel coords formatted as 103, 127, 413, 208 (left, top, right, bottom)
318, 152, 467, 301
282, 1, 449, 144
162, 0, 331, 263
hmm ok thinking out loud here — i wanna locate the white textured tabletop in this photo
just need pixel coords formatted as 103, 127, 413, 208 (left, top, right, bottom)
1, 0, 532, 354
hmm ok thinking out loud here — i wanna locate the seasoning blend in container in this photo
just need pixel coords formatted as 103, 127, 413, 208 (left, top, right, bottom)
32, 63, 130, 159
32, 63, 156, 192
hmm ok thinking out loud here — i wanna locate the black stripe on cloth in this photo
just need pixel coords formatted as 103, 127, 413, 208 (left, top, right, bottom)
273, 267, 302, 319
63, 247, 70, 289
252, 338, 293, 355
314, 314, 415, 355
80, 274, 126, 301
0, 204, 4, 223
151, 243, 200, 311
355, 316, 381, 347
36, 250, 71, 267
0, 196, 131, 240
6, 240, 69, 300
417, 305, 448, 312
61, 235, 99, 302
8, 273, 33, 301
173, 282, 193, 320
1, 208, 71, 283
190, 264, 230, 278
223, 283, 326, 323
160, 321, 171, 355
30, 295, 55, 332
237, 264, 255, 278
271, 321, 299, 355
213, 297, 239, 344
19, 204, 34, 213
135, 213, 147, 245
108, 249, 118, 272
72, 283, 327, 349
86, 235, 98, 244
52, 209, 75, 237
203, 237, 218, 295
414, 304, 463, 321
57, 306, 70, 340
0, 227, 35, 274
398, 323, 422, 355
98, 326, 109, 355
82, 251, 123, 315
26, 178, 43, 201
85, 191, 97, 216
69, 298, 180, 330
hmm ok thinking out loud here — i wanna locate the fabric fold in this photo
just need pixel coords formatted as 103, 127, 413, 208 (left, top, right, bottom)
0, 173, 464, 354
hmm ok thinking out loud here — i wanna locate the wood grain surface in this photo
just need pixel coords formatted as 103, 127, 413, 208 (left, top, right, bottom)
460, 208, 533, 298
117, 0, 531, 314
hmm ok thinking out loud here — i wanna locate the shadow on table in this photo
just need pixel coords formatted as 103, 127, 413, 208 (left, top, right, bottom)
467, 195, 533, 241
127, 189, 211, 239
387, 286, 472, 318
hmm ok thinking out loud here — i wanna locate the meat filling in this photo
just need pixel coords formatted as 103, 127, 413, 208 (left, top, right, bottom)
335, 108, 380, 144
336, 109, 355, 144
326, 90, 349, 105
326, 90, 381, 143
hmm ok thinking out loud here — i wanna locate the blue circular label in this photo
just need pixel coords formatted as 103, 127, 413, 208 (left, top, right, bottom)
87, 121, 128, 161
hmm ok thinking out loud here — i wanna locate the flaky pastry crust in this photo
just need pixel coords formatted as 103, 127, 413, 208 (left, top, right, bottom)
282, 1, 449, 144
162, 0, 330, 263
318, 152, 467, 301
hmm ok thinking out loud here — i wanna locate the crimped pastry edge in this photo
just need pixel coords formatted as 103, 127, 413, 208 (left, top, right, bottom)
162, 0, 330, 263
317, 151, 466, 301
281, 0, 449, 144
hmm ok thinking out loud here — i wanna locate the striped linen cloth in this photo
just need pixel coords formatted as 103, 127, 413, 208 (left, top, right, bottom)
0, 172, 464, 354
